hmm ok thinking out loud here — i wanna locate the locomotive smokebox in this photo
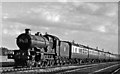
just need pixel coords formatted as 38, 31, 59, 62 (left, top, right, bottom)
16, 33, 31, 50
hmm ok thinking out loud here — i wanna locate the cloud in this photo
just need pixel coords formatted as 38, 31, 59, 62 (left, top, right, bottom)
86, 3, 100, 12
3, 29, 21, 36
2, 2, 118, 36
1, 2, 118, 54
4, 4, 117, 34
2, 22, 32, 36
58, 0, 68, 3
43, 11, 61, 22
2, 13, 9, 19
41, 27, 50, 30
96, 26, 106, 33
72, 2, 100, 12
104, 3, 118, 17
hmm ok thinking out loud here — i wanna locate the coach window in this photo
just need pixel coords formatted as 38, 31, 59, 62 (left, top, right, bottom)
79, 48, 82, 53
95, 51, 97, 55
99, 52, 101, 55
56, 40, 58, 46
72, 46, 75, 53
84, 49, 86, 54
64, 47, 66, 51
90, 50, 92, 54
83, 49, 84, 53
94, 51, 96, 55
75, 48, 77, 53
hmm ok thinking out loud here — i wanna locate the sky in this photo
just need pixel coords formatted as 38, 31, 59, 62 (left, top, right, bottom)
1, 1, 119, 54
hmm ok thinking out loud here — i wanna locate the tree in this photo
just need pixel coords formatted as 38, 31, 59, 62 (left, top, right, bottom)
0, 47, 8, 56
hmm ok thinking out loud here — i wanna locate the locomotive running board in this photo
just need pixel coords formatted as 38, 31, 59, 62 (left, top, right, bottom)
43, 52, 56, 55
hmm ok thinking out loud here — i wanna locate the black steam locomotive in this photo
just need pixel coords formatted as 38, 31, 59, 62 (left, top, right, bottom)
8, 29, 119, 67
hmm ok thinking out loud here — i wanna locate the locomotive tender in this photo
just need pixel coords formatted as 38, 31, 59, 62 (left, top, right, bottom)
8, 29, 119, 67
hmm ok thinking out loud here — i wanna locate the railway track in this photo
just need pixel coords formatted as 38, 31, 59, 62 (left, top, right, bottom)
1, 62, 119, 74
0, 62, 14, 67
1, 65, 72, 74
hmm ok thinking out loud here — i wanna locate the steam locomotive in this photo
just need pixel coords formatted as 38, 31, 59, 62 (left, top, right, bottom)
8, 29, 119, 67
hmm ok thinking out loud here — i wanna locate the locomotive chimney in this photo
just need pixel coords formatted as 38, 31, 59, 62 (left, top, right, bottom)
25, 28, 31, 34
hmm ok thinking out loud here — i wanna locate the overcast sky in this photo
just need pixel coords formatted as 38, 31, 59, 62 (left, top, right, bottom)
1, 1, 118, 54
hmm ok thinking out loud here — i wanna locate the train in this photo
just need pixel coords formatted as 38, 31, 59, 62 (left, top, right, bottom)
8, 29, 119, 67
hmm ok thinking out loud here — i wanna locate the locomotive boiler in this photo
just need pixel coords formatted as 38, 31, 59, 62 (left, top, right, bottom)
17, 29, 49, 50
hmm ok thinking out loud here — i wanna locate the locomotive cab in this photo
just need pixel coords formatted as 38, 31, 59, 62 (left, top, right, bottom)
43, 33, 60, 54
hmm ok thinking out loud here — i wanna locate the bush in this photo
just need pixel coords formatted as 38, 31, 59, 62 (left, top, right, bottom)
0, 47, 8, 56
